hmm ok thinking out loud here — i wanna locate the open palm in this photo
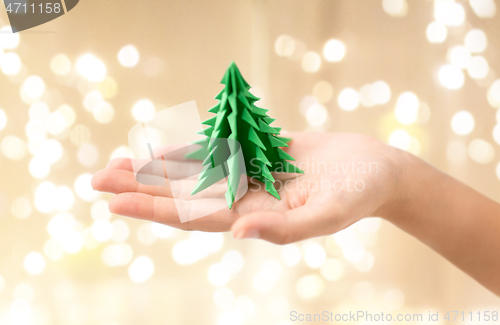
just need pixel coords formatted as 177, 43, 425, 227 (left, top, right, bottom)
92, 132, 399, 244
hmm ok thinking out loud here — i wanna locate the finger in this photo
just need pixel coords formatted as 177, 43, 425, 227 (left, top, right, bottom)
106, 157, 202, 180
92, 168, 171, 196
106, 158, 133, 170
108, 193, 237, 231
92, 168, 228, 199
230, 204, 336, 245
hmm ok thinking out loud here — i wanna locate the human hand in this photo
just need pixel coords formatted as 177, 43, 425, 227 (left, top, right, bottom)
91, 132, 404, 244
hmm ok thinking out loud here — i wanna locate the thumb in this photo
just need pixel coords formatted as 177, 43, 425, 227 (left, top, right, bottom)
231, 205, 334, 245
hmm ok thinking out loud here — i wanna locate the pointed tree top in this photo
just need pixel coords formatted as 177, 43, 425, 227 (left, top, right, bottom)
228, 61, 240, 72
220, 61, 250, 90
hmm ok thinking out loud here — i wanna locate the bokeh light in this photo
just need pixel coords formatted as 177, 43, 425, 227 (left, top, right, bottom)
426, 22, 447, 43
395, 92, 419, 125
137, 222, 156, 245
45, 111, 68, 135
299, 95, 317, 116
132, 99, 156, 122
465, 29, 487, 53
447, 140, 468, 164
46, 212, 84, 254
36, 139, 63, 164
54, 186, 75, 211
469, 0, 496, 18
235, 296, 257, 321
50, 54, 72, 76
70, 124, 92, 146
301, 51, 321, 72
118, 45, 140, 67
467, 56, 488, 79
384, 288, 405, 310
493, 125, 500, 145
110, 145, 130, 160
417, 102, 431, 124
151, 222, 174, 239
338, 88, 359, 111
83, 90, 104, 113
370, 81, 391, 105
359, 84, 374, 107
13, 283, 34, 302
21, 76, 46, 102
213, 287, 235, 309
128, 256, 155, 283
221, 250, 245, 275
218, 310, 243, 325
44, 238, 64, 260
303, 242, 326, 269
1, 135, 27, 160
252, 260, 281, 293
382, 0, 408, 17
434, 1, 466, 26
74, 174, 100, 202
102, 243, 133, 267
208, 263, 231, 286
305, 103, 328, 127
97, 77, 118, 99
11, 197, 32, 219
353, 251, 375, 272
388, 129, 411, 150
91, 219, 113, 242
487, 80, 500, 108
296, 274, 324, 299
26, 128, 47, 149
448, 46, 471, 69
55, 106, 75, 129
320, 258, 345, 281
468, 139, 494, 164
1, 52, 22, 75
29, 102, 50, 121
172, 240, 202, 265
77, 143, 99, 167
112, 220, 130, 243
261, 260, 282, 283
451, 111, 474, 135
281, 244, 301, 267
0, 26, 20, 49
93, 101, 115, 123
24, 252, 46, 275
323, 39, 346, 62
34, 181, 56, 213
76, 53, 107, 82
438, 64, 465, 90
312, 81, 333, 103
0, 108, 6, 130
275, 35, 296, 57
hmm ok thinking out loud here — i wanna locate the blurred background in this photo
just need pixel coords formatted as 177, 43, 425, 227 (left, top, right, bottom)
0, 0, 499, 324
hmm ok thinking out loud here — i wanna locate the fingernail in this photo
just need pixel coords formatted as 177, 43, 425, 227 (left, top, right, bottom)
234, 229, 260, 239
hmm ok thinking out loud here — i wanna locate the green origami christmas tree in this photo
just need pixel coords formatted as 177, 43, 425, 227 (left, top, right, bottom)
186, 62, 303, 208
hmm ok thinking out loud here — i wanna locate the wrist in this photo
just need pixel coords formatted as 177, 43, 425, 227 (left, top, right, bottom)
373, 146, 422, 223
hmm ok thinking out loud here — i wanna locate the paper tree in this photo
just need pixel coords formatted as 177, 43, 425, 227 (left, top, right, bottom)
186, 62, 304, 208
